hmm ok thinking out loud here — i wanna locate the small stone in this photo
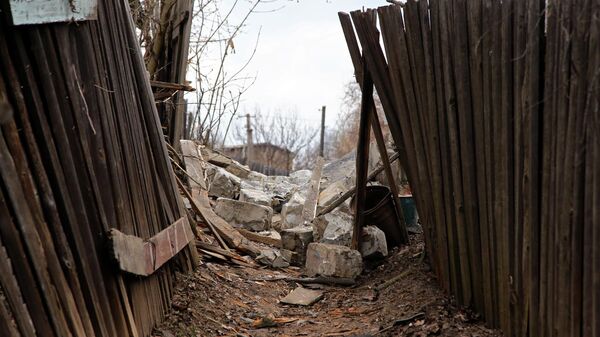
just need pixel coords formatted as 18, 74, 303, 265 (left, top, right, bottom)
281, 226, 314, 266
256, 249, 289, 268
359, 226, 388, 259
318, 211, 354, 246
305, 243, 363, 279
239, 188, 272, 207
214, 198, 273, 232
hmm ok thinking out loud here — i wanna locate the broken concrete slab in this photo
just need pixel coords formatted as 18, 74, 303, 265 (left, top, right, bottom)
281, 226, 313, 266
305, 243, 363, 279
318, 177, 353, 210
240, 176, 302, 213
239, 188, 272, 207
281, 193, 306, 229
214, 198, 273, 232
318, 210, 354, 247
280, 287, 324, 306
205, 163, 241, 199
321, 149, 378, 191
360, 226, 388, 259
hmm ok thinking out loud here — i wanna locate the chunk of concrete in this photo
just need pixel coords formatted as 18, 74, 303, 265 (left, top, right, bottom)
199, 146, 252, 179
281, 193, 306, 229
214, 198, 273, 232
318, 178, 352, 207
205, 163, 241, 199
280, 287, 323, 306
360, 226, 388, 259
305, 243, 363, 279
281, 226, 314, 266
239, 188, 272, 207
318, 211, 354, 247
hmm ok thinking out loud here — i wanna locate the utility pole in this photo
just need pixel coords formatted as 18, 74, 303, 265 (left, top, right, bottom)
319, 106, 326, 157
245, 113, 254, 166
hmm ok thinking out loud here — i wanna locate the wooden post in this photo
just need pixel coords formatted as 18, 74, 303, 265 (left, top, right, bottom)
352, 60, 373, 251
245, 113, 254, 166
320, 106, 326, 157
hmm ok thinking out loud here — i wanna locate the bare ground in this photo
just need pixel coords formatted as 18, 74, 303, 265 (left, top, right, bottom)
154, 234, 501, 337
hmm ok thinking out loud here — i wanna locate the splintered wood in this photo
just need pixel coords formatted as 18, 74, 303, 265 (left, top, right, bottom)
340, 1, 600, 336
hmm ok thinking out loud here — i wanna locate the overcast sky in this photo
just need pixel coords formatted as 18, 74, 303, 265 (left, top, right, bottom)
218, 0, 384, 141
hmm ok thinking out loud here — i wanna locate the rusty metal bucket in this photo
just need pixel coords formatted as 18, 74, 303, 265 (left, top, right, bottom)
352, 185, 403, 248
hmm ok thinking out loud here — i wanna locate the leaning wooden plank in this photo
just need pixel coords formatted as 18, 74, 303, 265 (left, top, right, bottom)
301, 156, 325, 225
238, 229, 282, 248
109, 217, 194, 276
180, 140, 207, 191
176, 176, 229, 250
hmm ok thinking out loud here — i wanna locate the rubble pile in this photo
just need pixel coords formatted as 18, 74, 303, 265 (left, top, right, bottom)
180, 141, 398, 281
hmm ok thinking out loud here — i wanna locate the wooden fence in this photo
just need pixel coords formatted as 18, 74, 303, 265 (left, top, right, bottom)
0, 1, 196, 336
341, 0, 600, 336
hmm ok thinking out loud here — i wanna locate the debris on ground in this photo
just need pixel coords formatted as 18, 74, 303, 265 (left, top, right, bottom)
154, 234, 501, 337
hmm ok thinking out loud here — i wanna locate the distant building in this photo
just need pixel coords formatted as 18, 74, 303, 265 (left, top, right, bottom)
223, 143, 295, 176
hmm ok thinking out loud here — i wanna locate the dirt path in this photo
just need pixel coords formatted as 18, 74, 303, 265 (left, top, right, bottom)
154, 235, 501, 337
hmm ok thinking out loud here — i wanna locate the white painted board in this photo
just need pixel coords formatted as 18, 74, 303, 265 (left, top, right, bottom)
6, 0, 97, 25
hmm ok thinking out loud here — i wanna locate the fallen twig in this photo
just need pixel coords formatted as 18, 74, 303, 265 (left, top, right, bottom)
377, 312, 425, 335
375, 269, 411, 291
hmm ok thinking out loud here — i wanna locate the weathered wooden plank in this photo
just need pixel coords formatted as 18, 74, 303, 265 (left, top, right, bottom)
428, 0, 460, 297
352, 60, 373, 250
191, 190, 263, 257
109, 217, 194, 276
180, 140, 208, 191
238, 229, 282, 248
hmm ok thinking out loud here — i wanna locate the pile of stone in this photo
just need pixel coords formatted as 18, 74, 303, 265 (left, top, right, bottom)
188, 144, 389, 281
